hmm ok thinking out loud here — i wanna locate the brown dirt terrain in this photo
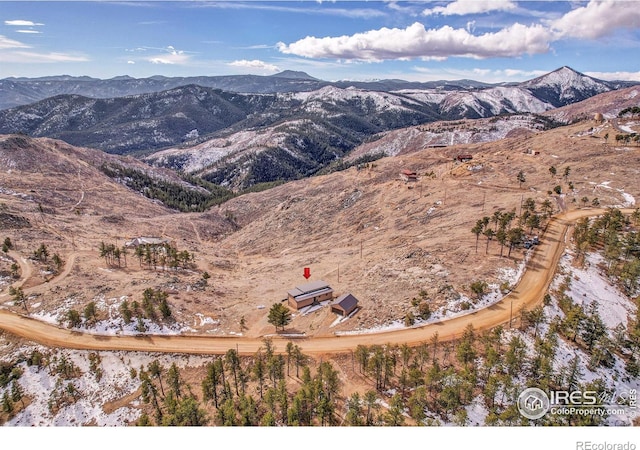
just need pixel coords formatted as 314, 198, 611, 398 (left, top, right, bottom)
0, 114, 638, 357
0, 206, 633, 357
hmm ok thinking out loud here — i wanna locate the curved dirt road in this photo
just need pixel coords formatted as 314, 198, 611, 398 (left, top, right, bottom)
0, 208, 634, 356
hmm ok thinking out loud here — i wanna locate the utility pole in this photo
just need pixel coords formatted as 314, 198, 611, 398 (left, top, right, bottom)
509, 300, 513, 328
519, 194, 524, 217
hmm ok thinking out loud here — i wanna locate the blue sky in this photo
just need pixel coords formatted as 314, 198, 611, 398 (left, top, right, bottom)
1, 1, 640, 82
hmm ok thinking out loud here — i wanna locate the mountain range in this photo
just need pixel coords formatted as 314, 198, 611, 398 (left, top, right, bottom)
0, 66, 637, 191
0, 69, 496, 111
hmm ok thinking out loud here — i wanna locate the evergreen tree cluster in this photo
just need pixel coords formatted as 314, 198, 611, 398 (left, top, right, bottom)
100, 163, 233, 212
130, 242, 194, 271
471, 198, 554, 257
99, 241, 127, 267
573, 208, 640, 295
119, 288, 172, 332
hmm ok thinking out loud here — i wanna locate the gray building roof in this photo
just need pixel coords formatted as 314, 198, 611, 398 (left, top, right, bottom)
331, 293, 359, 314
287, 280, 332, 299
125, 237, 170, 247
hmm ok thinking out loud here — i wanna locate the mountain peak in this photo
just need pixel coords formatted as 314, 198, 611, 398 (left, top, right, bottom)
519, 66, 612, 107
554, 65, 580, 74
270, 70, 317, 80
108, 75, 136, 81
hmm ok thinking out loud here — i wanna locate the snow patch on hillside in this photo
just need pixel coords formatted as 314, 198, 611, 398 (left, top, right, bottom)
349, 114, 545, 160
2, 349, 213, 426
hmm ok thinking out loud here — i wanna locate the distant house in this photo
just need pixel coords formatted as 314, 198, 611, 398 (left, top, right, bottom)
456, 154, 473, 162
287, 280, 334, 310
400, 169, 418, 182
331, 293, 359, 317
124, 236, 171, 248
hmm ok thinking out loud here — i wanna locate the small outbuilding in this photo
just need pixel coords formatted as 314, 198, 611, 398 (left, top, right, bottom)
456, 154, 473, 162
400, 170, 418, 182
287, 280, 334, 310
331, 293, 359, 317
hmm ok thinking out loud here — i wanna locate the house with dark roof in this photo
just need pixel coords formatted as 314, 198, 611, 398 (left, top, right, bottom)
331, 293, 359, 317
287, 280, 334, 310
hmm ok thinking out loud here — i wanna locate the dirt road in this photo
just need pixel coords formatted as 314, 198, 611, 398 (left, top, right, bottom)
0, 208, 633, 356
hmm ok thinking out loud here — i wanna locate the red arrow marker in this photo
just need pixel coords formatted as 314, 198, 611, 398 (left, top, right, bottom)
303, 267, 311, 279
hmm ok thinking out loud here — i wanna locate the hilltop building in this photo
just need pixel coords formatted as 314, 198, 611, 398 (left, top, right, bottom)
124, 236, 171, 248
287, 280, 334, 310
400, 169, 418, 182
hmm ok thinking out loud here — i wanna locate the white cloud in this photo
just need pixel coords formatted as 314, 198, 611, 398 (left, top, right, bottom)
585, 71, 640, 82
127, 60, 135, 65
0, 35, 31, 50
148, 54, 190, 65
0, 51, 89, 63
501, 69, 547, 78
412, 66, 548, 82
16, 30, 42, 34
0, 33, 88, 64
145, 46, 192, 65
5, 20, 44, 26
466, 20, 476, 33
277, 22, 551, 61
549, 0, 640, 39
228, 59, 280, 72
199, 2, 385, 19
423, 0, 516, 16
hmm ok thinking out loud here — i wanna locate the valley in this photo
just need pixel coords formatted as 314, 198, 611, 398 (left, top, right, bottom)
0, 67, 639, 428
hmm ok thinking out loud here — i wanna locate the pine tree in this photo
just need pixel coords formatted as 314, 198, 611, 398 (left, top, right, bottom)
120, 300, 132, 323
267, 303, 292, 332
384, 393, 405, 426
252, 351, 266, 400
225, 349, 241, 396
66, 309, 81, 328
148, 360, 165, 397
345, 392, 364, 426
364, 390, 379, 426
11, 380, 24, 408
158, 297, 172, 319
83, 301, 97, 323
9, 286, 27, 311
167, 363, 182, 398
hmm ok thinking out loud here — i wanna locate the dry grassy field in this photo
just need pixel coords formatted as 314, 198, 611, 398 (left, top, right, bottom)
0, 116, 638, 343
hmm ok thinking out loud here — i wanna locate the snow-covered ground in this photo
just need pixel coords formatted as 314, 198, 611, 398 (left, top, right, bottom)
28, 292, 226, 336
555, 251, 636, 333
1, 245, 637, 426
617, 124, 637, 134
2, 346, 213, 426
586, 181, 635, 208
507, 249, 638, 426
